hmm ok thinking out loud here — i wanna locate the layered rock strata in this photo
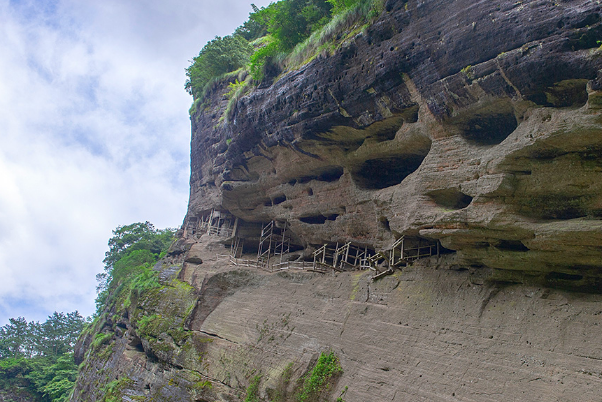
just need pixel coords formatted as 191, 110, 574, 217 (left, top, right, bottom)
73, 241, 602, 401
73, 0, 602, 400
187, 0, 602, 289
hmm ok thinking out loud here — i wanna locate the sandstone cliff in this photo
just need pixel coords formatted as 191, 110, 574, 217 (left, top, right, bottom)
73, 0, 602, 400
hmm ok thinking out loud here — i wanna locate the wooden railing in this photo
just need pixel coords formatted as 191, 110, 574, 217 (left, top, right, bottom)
215, 234, 441, 281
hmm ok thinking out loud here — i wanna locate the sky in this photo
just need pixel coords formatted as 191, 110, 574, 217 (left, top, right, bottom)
0, 0, 271, 326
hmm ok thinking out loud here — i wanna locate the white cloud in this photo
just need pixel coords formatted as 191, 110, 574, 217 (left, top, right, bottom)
0, 0, 272, 324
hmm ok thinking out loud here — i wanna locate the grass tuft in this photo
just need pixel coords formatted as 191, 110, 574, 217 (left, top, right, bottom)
296, 351, 343, 402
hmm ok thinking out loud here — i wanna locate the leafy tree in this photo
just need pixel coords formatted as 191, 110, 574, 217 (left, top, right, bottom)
97, 222, 175, 294
95, 222, 176, 315
249, 39, 281, 80
185, 35, 253, 99
102, 222, 173, 269
0, 312, 85, 402
235, 4, 270, 40
265, 0, 332, 50
326, 0, 361, 15
0, 317, 32, 358
26, 354, 78, 402
187, 0, 336, 96
0, 312, 84, 359
37, 312, 84, 357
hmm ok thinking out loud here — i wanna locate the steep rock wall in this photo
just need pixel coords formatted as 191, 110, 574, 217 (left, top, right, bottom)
73, 0, 602, 401
72, 241, 602, 401
187, 0, 602, 288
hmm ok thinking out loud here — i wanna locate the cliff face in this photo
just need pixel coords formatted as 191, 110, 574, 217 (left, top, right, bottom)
188, 0, 602, 288
73, 0, 602, 401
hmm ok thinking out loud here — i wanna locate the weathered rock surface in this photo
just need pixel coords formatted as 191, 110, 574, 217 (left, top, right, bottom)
188, 0, 602, 289
73, 0, 602, 400
73, 240, 602, 401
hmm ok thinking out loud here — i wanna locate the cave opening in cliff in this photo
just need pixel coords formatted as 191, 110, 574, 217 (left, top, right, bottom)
294, 166, 344, 184
460, 112, 518, 146
265, 194, 287, 206
128, 337, 145, 353
379, 216, 391, 232
299, 214, 339, 224
547, 272, 584, 281
427, 188, 473, 210
494, 240, 530, 252
437, 243, 456, 255
351, 154, 427, 190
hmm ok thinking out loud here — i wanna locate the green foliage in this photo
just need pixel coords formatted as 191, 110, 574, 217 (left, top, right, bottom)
185, 35, 253, 99
192, 380, 213, 391
225, 78, 247, 99
189, 97, 202, 116
0, 317, 31, 358
90, 333, 111, 349
235, 3, 271, 41
461, 64, 473, 78
0, 357, 31, 389
186, 0, 386, 106
327, 0, 360, 14
286, 0, 384, 69
223, 75, 253, 122
124, 266, 161, 303
101, 221, 174, 272
267, 0, 333, 50
296, 351, 343, 402
26, 354, 78, 402
0, 350, 79, 402
249, 39, 281, 81
95, 222, 175, 315
100, 377, 134, 402
136, 314, 159, 334
244, 375, 262, 402
0, 312, 84, 401
0, 312, 85, 359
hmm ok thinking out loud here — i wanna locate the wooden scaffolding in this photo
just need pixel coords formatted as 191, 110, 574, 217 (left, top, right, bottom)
367, 236, 440, 280
312, 242, 372, 272
218, 226, 442, 279
185, 209, 238, 239
256, 221, 291, 271
230, 236, 244, 258
388, 236, 439, 265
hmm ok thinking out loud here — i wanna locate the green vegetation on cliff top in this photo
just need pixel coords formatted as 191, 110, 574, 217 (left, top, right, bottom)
186, 0, 385, 106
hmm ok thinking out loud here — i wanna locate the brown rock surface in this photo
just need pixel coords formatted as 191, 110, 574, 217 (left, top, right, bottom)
73, 241, 602, 401
73, 0, 602, 400
186, 0, 602, 289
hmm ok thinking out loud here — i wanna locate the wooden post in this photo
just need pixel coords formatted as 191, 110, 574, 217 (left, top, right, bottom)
280, 221, 286, 264
334, 242, 339, 268
345, 243, 350, 268
232, 217, 239, 238
401, 238, 404, 260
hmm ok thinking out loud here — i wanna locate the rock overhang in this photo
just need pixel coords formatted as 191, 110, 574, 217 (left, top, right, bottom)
186, 0, 602, 291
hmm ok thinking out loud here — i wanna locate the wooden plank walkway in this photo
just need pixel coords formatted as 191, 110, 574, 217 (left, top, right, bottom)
216, 233, 441, 281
